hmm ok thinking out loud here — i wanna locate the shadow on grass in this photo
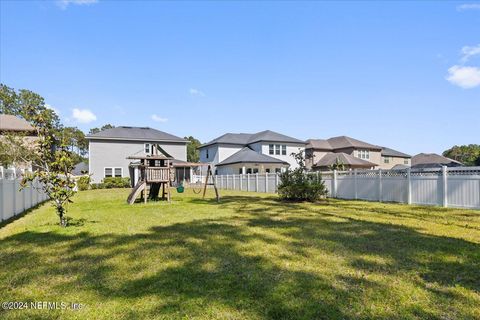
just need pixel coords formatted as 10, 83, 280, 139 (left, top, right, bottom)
1, 195, 479, 319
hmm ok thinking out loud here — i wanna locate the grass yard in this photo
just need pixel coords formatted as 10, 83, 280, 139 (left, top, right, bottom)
0, 189, 479, 320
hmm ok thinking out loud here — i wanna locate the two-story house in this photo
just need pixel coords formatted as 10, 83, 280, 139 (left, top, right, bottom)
199, 130, 306, 175
305, 136, 411, 171
87, 126, 187, 183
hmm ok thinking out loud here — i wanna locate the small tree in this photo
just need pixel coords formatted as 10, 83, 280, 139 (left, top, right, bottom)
329, 158, 346, 171
277, 151, 328, 202
0, 84, 77, 227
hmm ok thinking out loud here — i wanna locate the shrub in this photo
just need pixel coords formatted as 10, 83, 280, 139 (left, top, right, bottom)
77, 176, 91, 191
102, 177, 131, 189
277, 151, 328, 202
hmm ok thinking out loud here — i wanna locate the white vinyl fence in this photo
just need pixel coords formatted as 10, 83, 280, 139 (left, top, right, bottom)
208, 166, 480, 210
0, 167, 49, 222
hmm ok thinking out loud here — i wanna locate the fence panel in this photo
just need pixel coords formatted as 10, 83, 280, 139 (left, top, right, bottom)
1, 167, 48, 222
411, 175, 442, 206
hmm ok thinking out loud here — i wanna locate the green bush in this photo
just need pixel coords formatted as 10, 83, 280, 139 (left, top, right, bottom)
277, 151, 328, 202
90, 183, 105, 190
102, 177, 131, 189
77, 176, 91, 191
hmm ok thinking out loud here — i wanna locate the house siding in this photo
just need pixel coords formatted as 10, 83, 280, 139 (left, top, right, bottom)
379, 156, 411, 169
89, 139, 186, 183
250, 142, 305, 169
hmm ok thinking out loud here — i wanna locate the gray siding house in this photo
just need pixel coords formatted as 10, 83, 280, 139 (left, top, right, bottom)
87, 126, 187, 183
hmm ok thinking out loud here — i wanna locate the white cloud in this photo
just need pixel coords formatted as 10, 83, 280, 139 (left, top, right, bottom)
189, 88, 206, 97
45, 104, 60, 115
56, 0, 98, 10
460, 44, 480, 63
72, 108, 97, 123
457, 3, 480, 11
151, 114, 168, 123
446, 65, 480, 89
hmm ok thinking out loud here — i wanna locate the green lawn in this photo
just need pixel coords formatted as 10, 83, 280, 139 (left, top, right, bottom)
0, 189, 479, 320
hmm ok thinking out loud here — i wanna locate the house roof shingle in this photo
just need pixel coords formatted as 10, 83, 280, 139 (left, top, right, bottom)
381, 147, 411, 158
306, 136, 382, 151
313, 152, 376, 168
86, 126, 186, 143
246, 130, 305, 145
0, 114, 35, 132
216, 147, 289, 166
411, 153, 463, 168
201, 130, 305, 148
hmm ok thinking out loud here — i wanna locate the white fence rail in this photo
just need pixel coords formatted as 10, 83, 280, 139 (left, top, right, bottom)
208, 166, 480, 210
0, 167, 49, 222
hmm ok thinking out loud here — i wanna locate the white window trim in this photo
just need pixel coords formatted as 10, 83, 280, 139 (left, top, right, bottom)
144, 143, 151, 154
104, 167, 123, 178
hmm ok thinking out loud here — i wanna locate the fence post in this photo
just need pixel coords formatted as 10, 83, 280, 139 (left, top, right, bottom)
0, 180, 4, 221
442, 166, 448, 207
232, 174, 235, 190
333, 170, 337, 198
247, 174, 250, 191
378, 169, 382, 202
240, 174, 243, 191
354, 169, 358, 200
407, 168, 412, 204
265, 172, 268, 193
255, 173, 259, 192
275, 173, 279, 192
226, 174, 229, 190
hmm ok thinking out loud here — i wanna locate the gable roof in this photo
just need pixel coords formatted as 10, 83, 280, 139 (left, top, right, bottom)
86, 126, 186, 143
306, 136, 381, 151
313, 152, 376, 168
412, 153, 463, 168
216, 147, 289, 166
0, 114, 35, 132
381, 147, 411, 158
201, 130, 305, 148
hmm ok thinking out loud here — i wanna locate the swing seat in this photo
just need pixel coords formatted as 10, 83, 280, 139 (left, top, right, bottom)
176, 185, 184, 193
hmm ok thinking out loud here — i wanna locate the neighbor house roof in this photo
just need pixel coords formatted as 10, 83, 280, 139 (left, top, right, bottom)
0, 114, 35, 132
216, 147, 289, 166
411, 153, 463, 168
313, 152, 376, 168
306, 136, 382, 151
86, 126, 187, 143
381, 147, 411, 158
201, 133, 253, 147
72, 162, 89, 176
246, 130, 305, 145
200, 130, 305, 148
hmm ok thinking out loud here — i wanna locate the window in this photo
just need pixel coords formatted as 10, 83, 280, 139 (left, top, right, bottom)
383, 157, 390, 164
206, 149, 209, 159
358, 149, 370, 160
281, 145, 287, 155
275, 144, 280, 155
275, 168, 282, 173
104, 168, 113, 177
239, 168, 243, 174
145, 143, 151, 154
105, 167, 122, 178
246, 168, 252, 174
253, 168, 259, 174
404, 159, 409, 165
265, 168, 270, 173
269, 144, 274, 155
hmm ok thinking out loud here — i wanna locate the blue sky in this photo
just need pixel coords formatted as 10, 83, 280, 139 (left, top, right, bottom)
1, 0, 479, 155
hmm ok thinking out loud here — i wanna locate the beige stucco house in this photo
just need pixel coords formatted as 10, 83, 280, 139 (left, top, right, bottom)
305, 136, 411, 171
